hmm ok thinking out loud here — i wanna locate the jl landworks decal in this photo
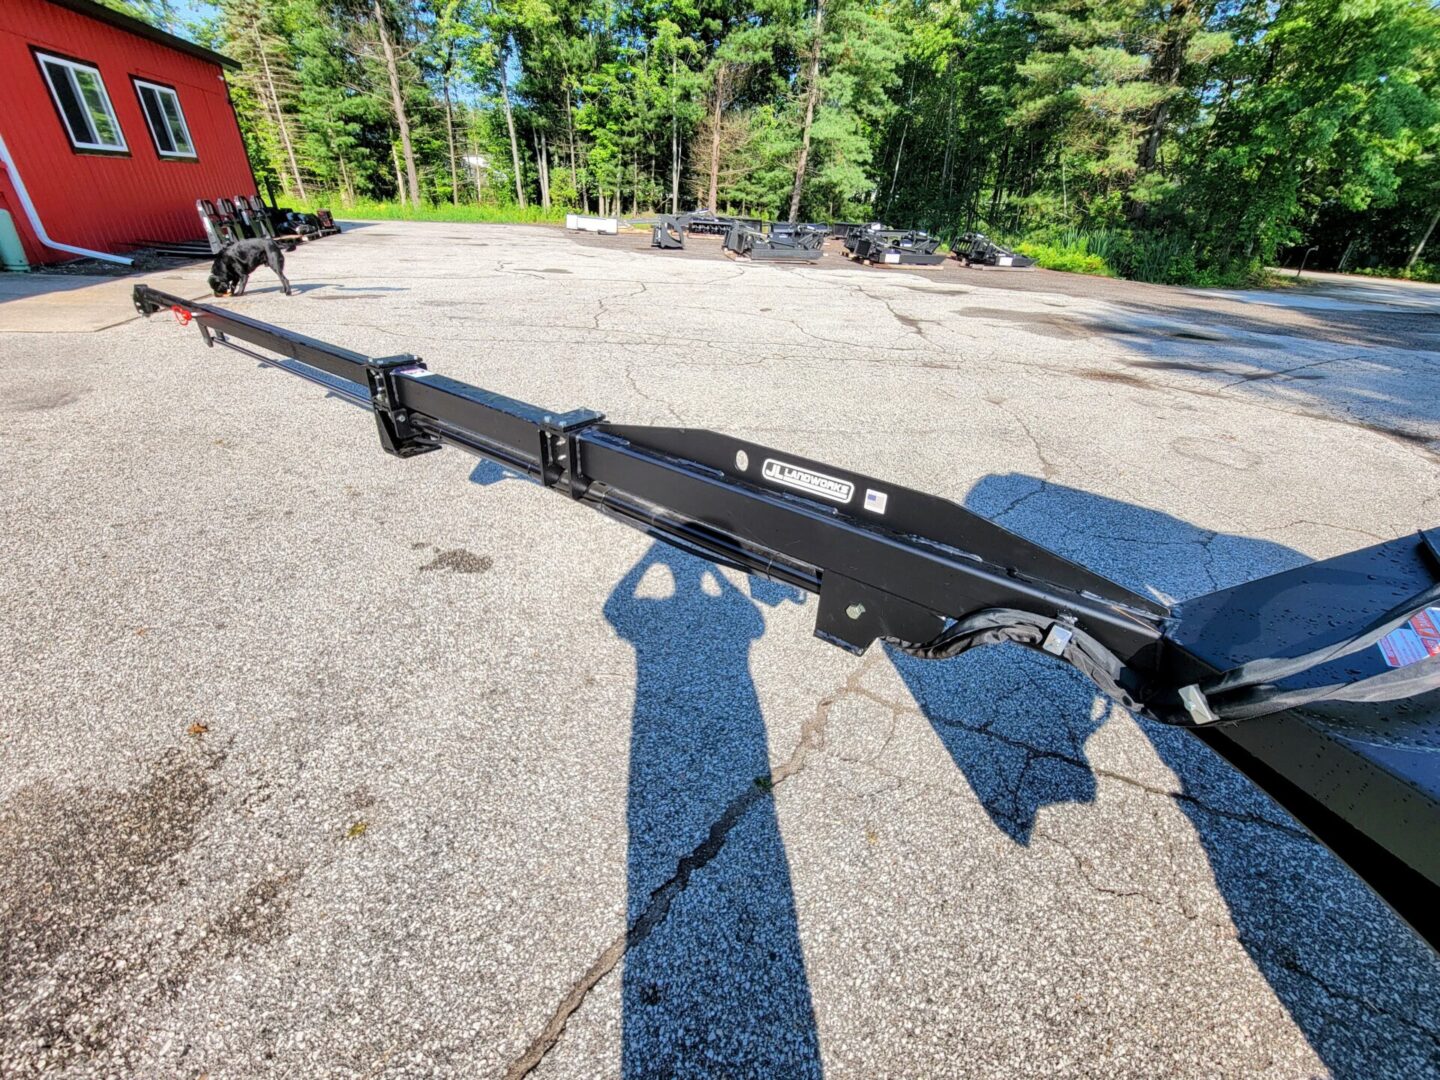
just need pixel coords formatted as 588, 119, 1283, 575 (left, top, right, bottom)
761, 458, 855, 504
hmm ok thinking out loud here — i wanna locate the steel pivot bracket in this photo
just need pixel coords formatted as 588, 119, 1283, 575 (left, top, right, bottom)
366, 356, 440, 458
538, 409, 605, 497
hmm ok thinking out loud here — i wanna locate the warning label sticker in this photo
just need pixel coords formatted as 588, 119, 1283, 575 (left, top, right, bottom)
1378, 607, 1440, 668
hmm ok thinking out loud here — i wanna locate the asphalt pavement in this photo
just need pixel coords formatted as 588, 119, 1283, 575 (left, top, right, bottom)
1, 221, 1438, 1078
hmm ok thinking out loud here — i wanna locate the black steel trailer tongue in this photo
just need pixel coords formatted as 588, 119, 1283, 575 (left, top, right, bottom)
133, 284, 1440, 949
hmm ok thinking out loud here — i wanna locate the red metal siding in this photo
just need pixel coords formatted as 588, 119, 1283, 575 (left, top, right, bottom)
0, 0, 256, 263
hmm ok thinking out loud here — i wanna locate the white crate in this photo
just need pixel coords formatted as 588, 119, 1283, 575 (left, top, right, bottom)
565, 214, 618, 235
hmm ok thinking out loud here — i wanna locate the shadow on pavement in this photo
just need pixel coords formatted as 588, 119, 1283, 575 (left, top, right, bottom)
469, 460, 519, 486
286, 282, 411, 295
603, 544, 821, 1078
893, 473, 1439, 1077
475, 440, 1438, 1074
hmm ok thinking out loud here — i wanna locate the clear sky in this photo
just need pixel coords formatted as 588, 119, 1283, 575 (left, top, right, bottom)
168, 0, 217, 39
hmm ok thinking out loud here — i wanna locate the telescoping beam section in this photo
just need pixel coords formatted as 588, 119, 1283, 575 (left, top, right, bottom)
133, 284, 1167, 669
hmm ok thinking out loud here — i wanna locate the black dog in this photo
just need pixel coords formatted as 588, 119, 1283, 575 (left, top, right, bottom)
208, 237, 291, 297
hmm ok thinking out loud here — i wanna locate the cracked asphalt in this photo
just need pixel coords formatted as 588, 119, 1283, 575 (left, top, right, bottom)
2, 221, 1439, 1079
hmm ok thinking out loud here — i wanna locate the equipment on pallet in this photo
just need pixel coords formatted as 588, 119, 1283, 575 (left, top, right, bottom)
130, 283, 1440, 951
231, 194, 276, 240
722, 221, 826, 262
953, 232, 1035, 268
773, 222, 831, 241
196, 198, 241, 251
634, 212, 827, 260
271, 206, 339, 240
196, 196, 337, 254
843, 223, 945, 266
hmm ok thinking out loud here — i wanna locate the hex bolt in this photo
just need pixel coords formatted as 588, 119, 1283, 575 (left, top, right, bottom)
395, 411, 408, 424
846, 603, 866, 620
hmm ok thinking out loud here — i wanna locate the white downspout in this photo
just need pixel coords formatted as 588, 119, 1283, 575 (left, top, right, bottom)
0, 132, 132, 266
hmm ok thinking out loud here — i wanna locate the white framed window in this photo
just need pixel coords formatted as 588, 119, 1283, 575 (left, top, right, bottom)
34, 51, 127, 153
132, 78, 196, 160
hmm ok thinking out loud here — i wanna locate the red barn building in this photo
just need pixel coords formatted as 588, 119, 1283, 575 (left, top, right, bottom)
0, 0, 256, 265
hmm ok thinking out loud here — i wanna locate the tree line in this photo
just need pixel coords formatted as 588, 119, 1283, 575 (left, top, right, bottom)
109, 0, 1440, 283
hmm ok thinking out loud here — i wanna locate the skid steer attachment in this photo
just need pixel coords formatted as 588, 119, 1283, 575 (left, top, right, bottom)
953, 231, 1035, 268
132, 285, 1440, 949
722, 221, 826, 261
649, 214, 687, 249
843, 223, 946, 266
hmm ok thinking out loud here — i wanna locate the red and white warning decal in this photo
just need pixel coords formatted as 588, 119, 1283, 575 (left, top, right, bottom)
1377, 607, 1440, 668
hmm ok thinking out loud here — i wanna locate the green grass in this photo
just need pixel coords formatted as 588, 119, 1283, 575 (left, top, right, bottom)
1013, 239, 1111, 276
286, 195, 570, 225
1009, 226, 1266, 288
1353, 261, 1440, 284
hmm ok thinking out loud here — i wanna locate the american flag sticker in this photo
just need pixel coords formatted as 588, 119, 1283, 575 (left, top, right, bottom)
864, 489, 888, 515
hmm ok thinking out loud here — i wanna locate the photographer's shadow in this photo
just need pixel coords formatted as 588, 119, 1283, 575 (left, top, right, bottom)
604, 544, 821, 1078
892, 473, 1439, 1077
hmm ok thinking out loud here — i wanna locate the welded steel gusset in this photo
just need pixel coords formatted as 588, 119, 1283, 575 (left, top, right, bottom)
131, 283, 1440, 949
